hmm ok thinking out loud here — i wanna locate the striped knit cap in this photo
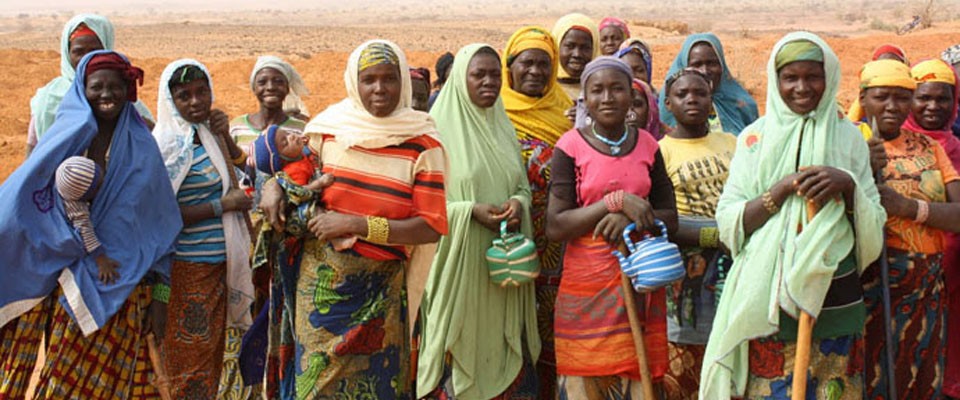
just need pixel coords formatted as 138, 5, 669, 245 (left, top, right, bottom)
55, 156, 102, 201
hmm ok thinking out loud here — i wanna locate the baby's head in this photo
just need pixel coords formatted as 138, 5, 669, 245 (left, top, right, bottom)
55, 156, 103, 202
253, 124, 309, 175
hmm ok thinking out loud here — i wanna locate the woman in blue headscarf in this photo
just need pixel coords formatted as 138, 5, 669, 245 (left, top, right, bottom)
0, 50, 180, 398
26, 14, 155, 156
658, 33, 758, 135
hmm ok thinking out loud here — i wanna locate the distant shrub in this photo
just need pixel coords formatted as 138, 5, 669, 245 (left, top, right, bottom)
869, 19, 897, 32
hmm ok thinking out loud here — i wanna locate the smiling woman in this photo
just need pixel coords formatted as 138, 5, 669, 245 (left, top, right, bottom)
552, 13, 598, 102
500, 25, 572, 399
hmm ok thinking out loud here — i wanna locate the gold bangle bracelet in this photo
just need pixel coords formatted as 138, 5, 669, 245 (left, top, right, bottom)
365, 216, 390, 244
761, 191, 780, 215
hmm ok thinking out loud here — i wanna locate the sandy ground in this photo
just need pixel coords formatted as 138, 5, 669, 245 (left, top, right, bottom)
0, 6, 958, 182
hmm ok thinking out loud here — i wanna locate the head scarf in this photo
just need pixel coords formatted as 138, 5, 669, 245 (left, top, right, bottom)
434, 52, 454, 87
69, 23, 97, 41
56, 156, 102, 202
633, 79, 662, 139
252, 125, 282, 175
304, 40, 438, 149
658, 33, 758, 135
847, 58, 916, 121
617, 38, 654, 83
30, 14, 115, 141
250, 55, 311, 116
574, 56, 633, 129
774, 40, 824, 70
872, 44, 908, 63
84, 52, 144, 102
410, 67, 431, 84
0, 50, 180, 334
942, 44, 960, 66
904, 59, 960, 167
418, 43, 539, 399
552, 13, 599, 80
500, 26, 573, 145
152, 59, 254, 330
703, 32, 886, 398
599, 17, 630, 38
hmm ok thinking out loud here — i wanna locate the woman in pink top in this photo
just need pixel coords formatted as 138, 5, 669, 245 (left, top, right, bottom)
546, 56, 677, 398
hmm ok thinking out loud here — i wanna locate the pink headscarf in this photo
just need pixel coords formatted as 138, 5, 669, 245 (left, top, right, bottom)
633, 79, 662, 140
599, 17, 630, 38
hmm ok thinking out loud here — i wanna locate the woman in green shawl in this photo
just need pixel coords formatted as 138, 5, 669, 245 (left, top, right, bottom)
701, 32, 886, 399
27, 14, 154, 155
417, 43, 541, 399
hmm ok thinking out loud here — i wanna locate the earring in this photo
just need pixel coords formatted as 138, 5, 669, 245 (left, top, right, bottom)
626, 110, 637, 123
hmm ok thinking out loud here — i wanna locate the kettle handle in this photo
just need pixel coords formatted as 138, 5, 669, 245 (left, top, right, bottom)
654, 219, 668, 239
622, 222, 638, 253
499, 220, 509, 238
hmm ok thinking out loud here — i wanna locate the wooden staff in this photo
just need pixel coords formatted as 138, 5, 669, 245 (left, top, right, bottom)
792, 201, 819, 400
619, 243, 657, 400
146, 333, 173, 400
213, 132, 256, 239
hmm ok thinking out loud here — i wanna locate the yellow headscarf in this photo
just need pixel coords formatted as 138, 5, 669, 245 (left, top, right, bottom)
552, 13, 599, 79
501, 26, 573, 145
848, 59, 917, 122
912, 58, 958, 85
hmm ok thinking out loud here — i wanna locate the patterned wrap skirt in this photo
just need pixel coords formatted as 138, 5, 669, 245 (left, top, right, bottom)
161, 260, 227, 400
862, 248, 945, 399
294, 241, 410, 399
745, 335, 864, 400
32, 284, 161, 399
0, 296, 53, 399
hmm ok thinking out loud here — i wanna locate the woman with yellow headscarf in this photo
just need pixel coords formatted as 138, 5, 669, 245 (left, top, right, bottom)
552, 13, 599, 101
856, 57, 960, 400
501, 25, 572, 399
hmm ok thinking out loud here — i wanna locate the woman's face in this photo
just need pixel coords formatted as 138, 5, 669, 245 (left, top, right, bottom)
358, 63, 402, 117
584, 69, 633, 129
599, 26, 625, 56
466, 52, 502, 108
171, 79, 213, 124
912, 82, 955, 130
69, 35, 104, 70
253, 67, 290, 111
666, 74, 712, 127
687, 42, 722, 91
860, 86, 913, 137
509, 49, 551, 98
411, 78, 430, 112
559, 29, 593, 79
85, 69, 127, 122
621, 51, 649, 84
630, 85, 649, 128
777, 60, 826, 115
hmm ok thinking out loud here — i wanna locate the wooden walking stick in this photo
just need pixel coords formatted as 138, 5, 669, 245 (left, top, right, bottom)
146, 333, 173, 400
871, 117, 899, 400
792, 201, 819, 400
213, 132, 256, 239
619, 243, 658, 400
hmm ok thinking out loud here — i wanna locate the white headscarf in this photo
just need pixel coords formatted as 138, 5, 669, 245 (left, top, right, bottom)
152, 59, 254, 330
250, 55, 310, 116
304, 39, 438, 149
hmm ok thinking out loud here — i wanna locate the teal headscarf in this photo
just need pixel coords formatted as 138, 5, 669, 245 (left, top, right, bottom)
658, 33, 759, 135
700, 31, 886, 398
30, 14, 153, 143
417, 44, 540, 399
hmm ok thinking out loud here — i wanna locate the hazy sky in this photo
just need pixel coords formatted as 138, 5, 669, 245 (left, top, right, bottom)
0, 0, 437, 14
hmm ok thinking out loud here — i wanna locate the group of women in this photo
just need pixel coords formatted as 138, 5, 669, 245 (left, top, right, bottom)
0, 10, 959, 400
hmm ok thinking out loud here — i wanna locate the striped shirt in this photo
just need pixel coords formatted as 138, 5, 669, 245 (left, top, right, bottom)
62, 199, 101, 254
317, 134, 448, 261
174, 144, 227, 263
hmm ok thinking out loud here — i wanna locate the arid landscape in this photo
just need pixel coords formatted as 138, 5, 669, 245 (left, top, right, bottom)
0, 0, 959, 182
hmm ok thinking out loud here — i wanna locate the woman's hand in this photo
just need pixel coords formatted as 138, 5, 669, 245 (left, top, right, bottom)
877, 184, 916, 218
496, 198, 523, 230
794, 166, 854, 207
260, 179, 287, 231
472, 203, 504, 232
209, 109, 231, 140
308, 211, 364, 242
593, 212, 632, 245
143, 300, 168, 341
622, 193, 655, 230
221, 188, 253, 213
564, 105, 576, 123
867, 136, 887, 176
